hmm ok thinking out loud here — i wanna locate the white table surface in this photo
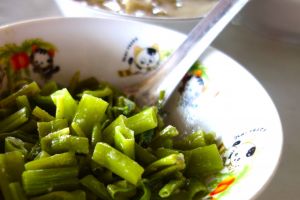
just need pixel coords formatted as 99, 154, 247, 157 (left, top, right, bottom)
1, 0, 300, 199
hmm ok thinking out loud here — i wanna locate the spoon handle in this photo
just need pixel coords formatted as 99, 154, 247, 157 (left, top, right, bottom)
133, 0, 249, 106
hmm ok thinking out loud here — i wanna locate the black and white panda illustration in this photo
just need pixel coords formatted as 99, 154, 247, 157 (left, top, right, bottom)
30, 47, 59, 79
119, 44, 160, 77
224, 140, 256, 172
130, 46, 160, 73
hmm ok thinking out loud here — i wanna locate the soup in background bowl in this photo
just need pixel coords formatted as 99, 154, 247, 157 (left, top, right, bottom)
0, 17, 282, 200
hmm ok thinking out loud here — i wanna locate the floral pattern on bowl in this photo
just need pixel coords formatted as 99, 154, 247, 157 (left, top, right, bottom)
0, 39, 60, 91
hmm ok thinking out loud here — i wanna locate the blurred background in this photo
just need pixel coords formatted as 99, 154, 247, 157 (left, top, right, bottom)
1, 0, 300, 199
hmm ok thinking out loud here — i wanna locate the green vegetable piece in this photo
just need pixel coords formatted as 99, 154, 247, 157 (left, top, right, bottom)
135, 144, 157, 166
81, 86, 113, 98
155, 148, 179, 159
32, 106, 55, 122
138, 180, 151, 200
34, 151, 50, 160
71, 122, 86, 137
107, 180, 136, 200
19, 119, 38, 135
22, 167, 79, 196
0, 155, 14, 200
16, 95, 31, 112
49, 135, 89, 155
91, 123, 102, 148
0, 151, 25, 200
114, 125, 135, 159
145, 153, 185, 175
40, 80, 58, 96
32, 95, 56, 112
92, 142, 144, 185
72, 94, 108, 137
174, 130, 207, 150
112, 96, 136, 116
51, 88, 78, 123
159, 178, 185, 198
5, 136, 28, 156
68, 71, 80, 95
126, 107, 157, 135
40, 127, 70, 152
31, 190, 86, 200
150, 125, 179, 149
185, 178, 208, 200
25, 152, 77, 170
0, 107, 29, 132
37, 119, 68, 138
185, 144, 223, 177
80, 175, 111, 200
0, 81, 40, 108
102, 115, 127, 144
9, 182, 28, 200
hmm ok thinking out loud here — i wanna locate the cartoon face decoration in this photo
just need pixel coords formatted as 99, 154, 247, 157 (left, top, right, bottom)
119, 44, 161, 77
133, 46, 160, 73
30, 48, 59, 79
224, 140, 256, 171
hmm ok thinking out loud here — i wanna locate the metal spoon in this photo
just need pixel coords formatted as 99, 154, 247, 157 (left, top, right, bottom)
126, 0, 249, 106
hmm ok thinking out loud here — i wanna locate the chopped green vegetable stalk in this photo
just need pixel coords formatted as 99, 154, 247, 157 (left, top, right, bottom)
40, 80, 58, 96
31, 190, 86, 200
40, 127, 70, 152
91, 123, 102, 148
114, 125, 135, 159
174, 130, 208, 150
80, 86, 113, 98
46, 135, 89, 155
159, 178, 186, 198
25, 152, 77, 170
145, 153, 185, 175
5, 136, 28, 156
150, 125, 179, 149
138, 180, 151, 200
32, 106, 55, 122
22, 167, 79, 196
155, 148, 179, 158
185, 144, 223, 177
51, 88, 78, 123
0, 81, 40, 108
34, 151, 50, 160
72, 94, 108, 137
185, 178, 208, 200
107, 180, 137, 200
92, 142, 144, 185
0, 151, 25, 200
37, 119, 68, 138
102, 115, 127, 144
80, 175, 111, 200
0, 107, 29, 132
135, 144, 157, 166
126, 107, 158, 134
16, 95, 31, 112
9, 182, 28, 200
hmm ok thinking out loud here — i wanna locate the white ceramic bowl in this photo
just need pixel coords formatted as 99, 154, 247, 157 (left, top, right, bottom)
54, 0, 213, 32
0, 17, 282, 200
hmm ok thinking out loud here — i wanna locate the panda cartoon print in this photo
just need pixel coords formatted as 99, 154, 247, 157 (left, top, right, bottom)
119, 43, 161, 77
224, 140, 256, 172
130, 45, 160, 74
30, 47, 59, 79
